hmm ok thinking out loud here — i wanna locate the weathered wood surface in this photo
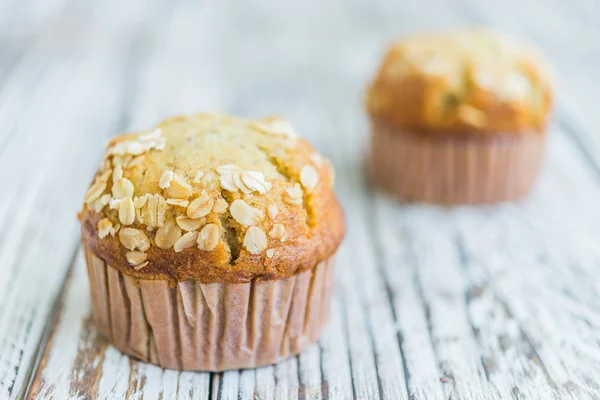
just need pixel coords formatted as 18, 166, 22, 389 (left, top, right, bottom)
1, 0, 599, 399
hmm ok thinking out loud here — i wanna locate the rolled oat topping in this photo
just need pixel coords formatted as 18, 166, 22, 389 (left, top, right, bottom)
133, 261, 149, 271
175, 216, 204, 232
166, 174, 193, 199
154, 220, 182, 249
187, 192, 214, 219
112, 164, 123, 184
230, 199, 264, 226
217, 165, 272, 195
243, 226, 268, 254
118, 197, 135, 225
197, 223, 219, 251
300, 165, 319, 191
285, 183, 303, 205
112, 178, 134, 199
98, 218, 113, 239
269, 224, 286, 241
126, 251, 147, 266
94, 194, 111, 212
159, 170, 174, 189
82, 113, 335, 264
133, 195, 148, 209
119, 228, 150, 251
251, 117, 298, 140
108, 128, 165, 156
267, 204, 278, 220
166, 198, 190, 207
193, 171, 204, 183
84, 180, 106, 204
212, 198, 229, 213
174, 231, 199, 252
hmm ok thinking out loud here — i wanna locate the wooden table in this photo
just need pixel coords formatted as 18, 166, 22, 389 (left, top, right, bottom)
1, 0, 600, 399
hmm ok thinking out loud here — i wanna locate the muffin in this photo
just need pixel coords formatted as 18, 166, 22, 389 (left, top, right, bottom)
367, 29, 553, 204
79, 113, 345, 371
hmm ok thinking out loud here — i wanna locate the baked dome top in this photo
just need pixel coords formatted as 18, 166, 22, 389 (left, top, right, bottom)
79, 113, 345, 284
367, 29, 553, 134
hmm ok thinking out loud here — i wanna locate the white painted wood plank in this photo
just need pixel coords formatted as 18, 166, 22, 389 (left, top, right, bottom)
453, 130, 600, 399
297, 344, 324, 400
176, 371, 211, 400
457, 236, 558, 400
28, 252, 91, 400
218, 372, 240, 400
6, 1, 600, 399
326, 112, 408, 400
96, 348, 131, 399
0, 39, 125, 400
254, 365, 277, 400
318, 294, 355, 400
24, 2, 218, 398
274, 357, 300, 400
329, 2, 600, 397
399, 212, 491, 400
237, 369, 256, 400
373, 195, 448, 400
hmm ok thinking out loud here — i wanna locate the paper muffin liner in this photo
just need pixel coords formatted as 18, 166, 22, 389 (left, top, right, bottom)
369, 119, 546, 204
83, 245, 336, 371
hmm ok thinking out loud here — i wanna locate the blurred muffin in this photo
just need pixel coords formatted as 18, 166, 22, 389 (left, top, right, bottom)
79, 113, 344, 371
367, 29, 553, 204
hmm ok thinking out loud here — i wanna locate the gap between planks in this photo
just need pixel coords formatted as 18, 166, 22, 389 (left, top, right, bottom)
24, 244, 81, 400
7, 0, 600, 396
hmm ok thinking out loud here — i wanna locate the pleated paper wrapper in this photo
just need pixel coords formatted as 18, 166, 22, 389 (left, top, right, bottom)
369, 119, 546, 204
83, 245, 336, 371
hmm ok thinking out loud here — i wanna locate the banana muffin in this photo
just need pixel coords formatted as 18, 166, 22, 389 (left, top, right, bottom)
367, 29, 553, 204
79, 113, 345, 371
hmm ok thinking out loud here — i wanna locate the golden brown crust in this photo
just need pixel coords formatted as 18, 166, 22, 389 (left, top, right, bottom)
366, 29, 553, 134
79, 113, 345, 284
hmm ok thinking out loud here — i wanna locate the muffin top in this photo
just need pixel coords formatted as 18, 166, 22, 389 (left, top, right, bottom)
367, 29, 553, 134
79, 113, 345, 284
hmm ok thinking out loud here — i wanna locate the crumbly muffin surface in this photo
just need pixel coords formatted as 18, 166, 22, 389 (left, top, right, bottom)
367, 29, 553, 133
79, 113, 344, 283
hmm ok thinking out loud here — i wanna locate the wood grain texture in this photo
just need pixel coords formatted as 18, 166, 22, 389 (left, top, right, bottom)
0, 0, 599, 399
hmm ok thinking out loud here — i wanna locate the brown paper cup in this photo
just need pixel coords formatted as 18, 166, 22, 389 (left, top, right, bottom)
369, 119, 546, 204
83, 245, 336, 371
